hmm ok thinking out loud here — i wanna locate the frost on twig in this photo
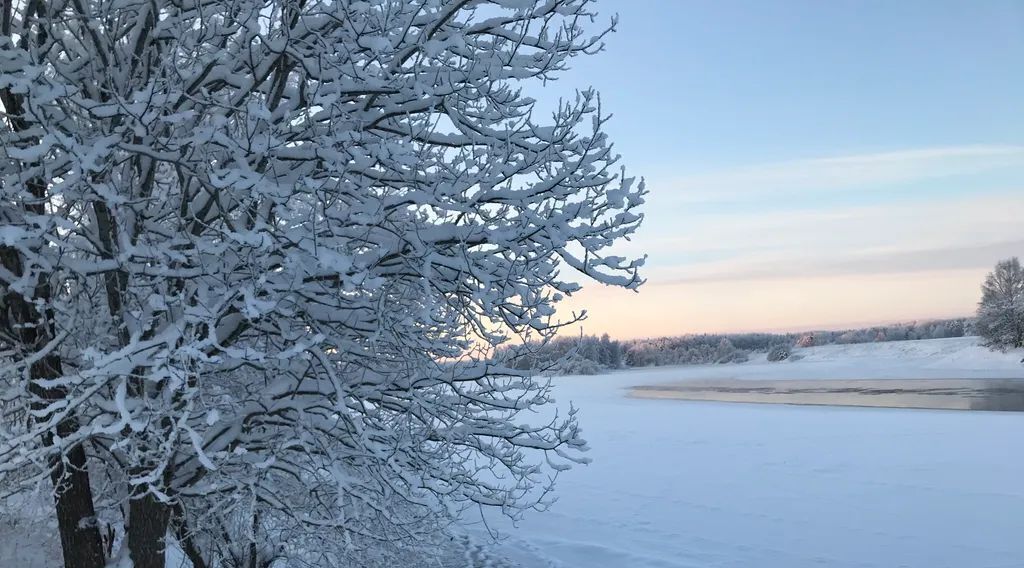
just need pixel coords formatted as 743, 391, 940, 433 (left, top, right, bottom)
0, 0, 644, 564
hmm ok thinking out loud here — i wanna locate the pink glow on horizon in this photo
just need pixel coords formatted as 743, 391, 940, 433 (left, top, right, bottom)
560, 268, 986, 340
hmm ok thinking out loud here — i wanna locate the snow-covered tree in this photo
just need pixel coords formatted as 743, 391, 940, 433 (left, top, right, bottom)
599, 333, 623, 368
976, 257, 1024, 350
796, 334, 816, 348
0, 1, 645, 567
713, 338, 737, 363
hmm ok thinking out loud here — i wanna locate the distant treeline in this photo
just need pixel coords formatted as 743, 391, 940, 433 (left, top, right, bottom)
507, 318, 974, 374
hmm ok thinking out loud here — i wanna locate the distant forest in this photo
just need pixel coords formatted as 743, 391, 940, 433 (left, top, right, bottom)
507, 318, 974, 374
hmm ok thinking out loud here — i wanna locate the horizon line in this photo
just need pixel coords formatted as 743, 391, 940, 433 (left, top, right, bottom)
570, 313, 976, 343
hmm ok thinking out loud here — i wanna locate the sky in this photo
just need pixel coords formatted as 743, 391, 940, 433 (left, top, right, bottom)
548, 0, 1024, 339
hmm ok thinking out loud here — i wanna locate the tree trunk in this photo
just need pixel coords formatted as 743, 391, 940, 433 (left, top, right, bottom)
128, 492, 171, 568
37, 357, 105, 568
1, 4, 105, 562
48, 437, 107, 568
30, 351, 106, 568
0, 246, 107, 568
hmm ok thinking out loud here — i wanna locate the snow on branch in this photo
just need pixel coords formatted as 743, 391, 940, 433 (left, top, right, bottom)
0, 0, 644, 565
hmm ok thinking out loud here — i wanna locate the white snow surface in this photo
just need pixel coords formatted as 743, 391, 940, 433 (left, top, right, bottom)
465, 337, 1024, 568
622, 336, 1024, 384
4, 338, 1023, 567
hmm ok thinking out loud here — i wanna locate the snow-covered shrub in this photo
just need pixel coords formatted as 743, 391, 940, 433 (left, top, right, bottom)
556, 353, 606, 376
713, 338, 748, 364
767, 344, 792, 362
729, 350, 751, 364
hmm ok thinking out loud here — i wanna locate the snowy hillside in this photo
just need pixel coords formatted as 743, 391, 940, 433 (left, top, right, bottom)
598, 336, 1024, 387
786, 336, 1024, 370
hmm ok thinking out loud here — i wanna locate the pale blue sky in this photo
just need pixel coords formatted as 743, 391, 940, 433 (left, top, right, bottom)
551, 0, 1024, 337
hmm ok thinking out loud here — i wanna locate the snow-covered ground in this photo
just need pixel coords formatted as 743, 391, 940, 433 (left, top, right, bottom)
618, 336, 1024, 384
467, 337, 1024, 568
0, 495, 64, 567
5, 338, 1022, 567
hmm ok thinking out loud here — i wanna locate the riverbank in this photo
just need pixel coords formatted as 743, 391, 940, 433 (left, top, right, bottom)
630, 378, 1024, 411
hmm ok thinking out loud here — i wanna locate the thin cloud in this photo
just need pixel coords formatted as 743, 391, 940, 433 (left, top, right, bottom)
642, 191, 1024, 259
654, 239, 1024, 285
663, 145, 1024, 203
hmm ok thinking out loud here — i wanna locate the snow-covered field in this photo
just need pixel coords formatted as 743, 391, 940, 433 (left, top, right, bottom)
467, 337, 1024, 568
